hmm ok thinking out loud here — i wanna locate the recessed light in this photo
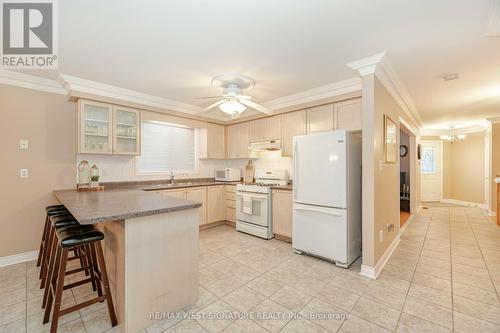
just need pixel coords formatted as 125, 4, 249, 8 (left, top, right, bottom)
436, 73, 459, 81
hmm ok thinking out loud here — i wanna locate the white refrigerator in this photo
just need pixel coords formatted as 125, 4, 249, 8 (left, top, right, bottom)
292, 130, 362, 267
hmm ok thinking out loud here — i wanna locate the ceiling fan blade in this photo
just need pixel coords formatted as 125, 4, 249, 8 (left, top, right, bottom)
238, 98, 273, 115
198, 99, 226, 114
195, 96, 223, 100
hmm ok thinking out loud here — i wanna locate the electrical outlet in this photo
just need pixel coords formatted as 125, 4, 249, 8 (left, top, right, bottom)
387, 223, 395, 232
20, 168, 29, 178
20, 139, 29, 150
379, 230, 383, 242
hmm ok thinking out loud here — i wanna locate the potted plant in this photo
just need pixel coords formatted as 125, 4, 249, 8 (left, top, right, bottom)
90, 175, 100, 187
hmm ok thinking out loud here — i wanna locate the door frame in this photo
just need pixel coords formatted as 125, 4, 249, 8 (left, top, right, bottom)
399, 117, 418, 213
420, 139, 444, 202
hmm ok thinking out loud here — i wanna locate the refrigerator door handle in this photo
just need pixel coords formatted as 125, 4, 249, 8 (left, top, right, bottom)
294, 205, 344, 217
293, 141, 298, 201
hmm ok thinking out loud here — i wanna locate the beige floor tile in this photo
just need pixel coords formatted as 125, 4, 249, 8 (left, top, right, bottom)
299, 298, 347, 332
452, 270, 496, 291
338, 314, 391, 333
351, 296, 400, 331
81, 307, 114, 333
316, 283, 360, 312
396, 313, 450, 333
330, 272, 371, 295
280, 319, 329, 333
452, 262, 491, 278
407, 283, 452, 309
221, 286, 265, 313
380, 263, 414, 281
0, 317, 25, 333
453, 311, 500, 333
286, 275, 328, 296
164, 319, 208, 333
269, 285, 312, 312
453, 282, 500, 306
194, 300, 237, 333
412, 272, 451, 293
245, 276, 284, 297
371, 273, 410, 294
453, 295, 500, 325
220, 319, 266, 332
204, 275, 244, 298
418, 256, 451, 270
402, 296, 452, 329
415, 263, 451, 280
145, 311, 185, 333
0, 301, 25, 326
249, 299, 293, 333
184, 287, 218, 313
363, 283, 407, 310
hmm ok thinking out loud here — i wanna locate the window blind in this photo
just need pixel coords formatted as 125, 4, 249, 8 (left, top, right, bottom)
138, 121, 196, 173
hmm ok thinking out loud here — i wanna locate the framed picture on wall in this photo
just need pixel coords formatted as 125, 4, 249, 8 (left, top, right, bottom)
384, 114, 398, 163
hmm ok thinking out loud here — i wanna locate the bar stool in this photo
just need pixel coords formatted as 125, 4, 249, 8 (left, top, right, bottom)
37, 205, 69, 267
40, 214, 83, 289
43, 225, 117, 333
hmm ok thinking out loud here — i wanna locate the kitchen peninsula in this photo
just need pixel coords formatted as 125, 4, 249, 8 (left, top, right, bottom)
53, 188, 202, 333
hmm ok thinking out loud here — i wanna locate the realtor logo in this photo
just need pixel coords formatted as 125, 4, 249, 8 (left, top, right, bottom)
1, 0, 58, 68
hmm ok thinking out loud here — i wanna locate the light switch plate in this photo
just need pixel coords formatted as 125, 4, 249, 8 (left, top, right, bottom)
20, 169, 28, 178
20, 139, 29, 150
379, 230, 383, 242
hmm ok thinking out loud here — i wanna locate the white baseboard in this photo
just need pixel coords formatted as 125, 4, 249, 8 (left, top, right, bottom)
488, 210, 496, 217
399, 213, 415, 234
359, 234, 400, 280
0, 250, 38, 268
440, 198, 487, 209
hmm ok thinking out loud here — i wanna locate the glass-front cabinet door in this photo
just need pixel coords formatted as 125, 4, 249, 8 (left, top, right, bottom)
78, 101, 113, 154
113, 106, 140, 155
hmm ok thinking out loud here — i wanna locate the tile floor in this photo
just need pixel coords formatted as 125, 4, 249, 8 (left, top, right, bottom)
1, 206, 500, 332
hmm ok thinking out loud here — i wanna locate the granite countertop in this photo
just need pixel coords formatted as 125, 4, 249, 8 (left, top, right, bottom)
53, 188, 202, 225
271, 185, 293, 191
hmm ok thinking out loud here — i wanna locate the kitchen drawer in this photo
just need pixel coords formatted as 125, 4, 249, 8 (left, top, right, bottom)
225, 185, 236, 193
226, 207, 236, 222
226, 199, 236, 209
226, 192, 236, 201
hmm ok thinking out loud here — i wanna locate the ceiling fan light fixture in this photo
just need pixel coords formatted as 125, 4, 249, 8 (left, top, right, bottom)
218, 100, 246, 115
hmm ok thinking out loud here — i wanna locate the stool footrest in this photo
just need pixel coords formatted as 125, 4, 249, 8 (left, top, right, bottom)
59, 296, 106, 316
63, 278, 94, 290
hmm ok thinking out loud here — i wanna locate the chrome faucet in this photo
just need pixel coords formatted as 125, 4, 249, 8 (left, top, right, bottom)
183, 173, 192, 184
169, 171, 175, 185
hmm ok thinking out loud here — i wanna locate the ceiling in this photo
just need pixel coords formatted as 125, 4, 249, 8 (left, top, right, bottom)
25, 0, 500, 126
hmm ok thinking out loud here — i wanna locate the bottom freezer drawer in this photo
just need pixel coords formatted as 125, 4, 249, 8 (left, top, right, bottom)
292, 203, 348, 263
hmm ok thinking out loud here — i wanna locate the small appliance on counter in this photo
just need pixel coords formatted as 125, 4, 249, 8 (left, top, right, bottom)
236, 169, 289, 239
243, 160, 255, 183
215, 168, 241, 182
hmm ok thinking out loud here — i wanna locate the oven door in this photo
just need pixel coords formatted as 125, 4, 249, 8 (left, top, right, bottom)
236, 191, 269, 227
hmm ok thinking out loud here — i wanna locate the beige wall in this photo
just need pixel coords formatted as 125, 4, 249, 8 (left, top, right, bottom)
491, 124, 500, 212
361, 75, 420, 268
0, 85, 76, 258
442, 132, 485, 204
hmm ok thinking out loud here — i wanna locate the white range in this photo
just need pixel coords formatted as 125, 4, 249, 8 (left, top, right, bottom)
236, 169, 289, 239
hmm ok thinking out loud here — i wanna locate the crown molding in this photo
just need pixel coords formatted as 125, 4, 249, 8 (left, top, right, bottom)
59, 74, 207, 115
264, 77, 362, 111
421, 122, 490, 136
346, 52, 424, 130
0, 70, 66, 95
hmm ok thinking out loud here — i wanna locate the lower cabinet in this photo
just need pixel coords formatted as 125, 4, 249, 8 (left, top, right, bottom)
207, 185, 226, 223
186, 187, 207, 225
225, 185, 236, 223
272, 189, 293, 241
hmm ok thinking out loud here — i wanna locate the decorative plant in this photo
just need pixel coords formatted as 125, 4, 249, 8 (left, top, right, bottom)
91, 175, 100, 182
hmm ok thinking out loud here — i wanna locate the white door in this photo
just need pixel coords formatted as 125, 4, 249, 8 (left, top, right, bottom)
292, 203, 347, 263
420, 140, 442, 201
293, 131, 347, 208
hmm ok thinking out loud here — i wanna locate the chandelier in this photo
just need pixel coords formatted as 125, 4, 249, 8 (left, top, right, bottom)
440, 126, 466, 143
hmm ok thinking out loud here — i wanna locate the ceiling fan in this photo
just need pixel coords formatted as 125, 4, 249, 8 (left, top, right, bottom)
197, 74, 273, 119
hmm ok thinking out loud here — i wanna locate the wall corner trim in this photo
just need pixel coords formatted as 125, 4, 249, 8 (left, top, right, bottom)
359, 233, 400, 280
346, 52, 423, 130
0, 250, 39, 268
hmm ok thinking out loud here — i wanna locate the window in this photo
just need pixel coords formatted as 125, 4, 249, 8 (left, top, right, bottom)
420, 147, 436, 174
137, 121, 196, 173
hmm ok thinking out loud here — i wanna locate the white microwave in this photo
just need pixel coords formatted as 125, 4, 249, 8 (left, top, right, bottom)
215, 168, 240, 182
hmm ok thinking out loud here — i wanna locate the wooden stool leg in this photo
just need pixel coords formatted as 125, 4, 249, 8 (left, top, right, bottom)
39, 225, 54, 282
37, 215, 50, 267
42, 235, 57, 308
84, 244, 97, 292
49, 248, 69, 333
43, 245, 61, 323
95, 241, 117, 326
89, 243, 103, 297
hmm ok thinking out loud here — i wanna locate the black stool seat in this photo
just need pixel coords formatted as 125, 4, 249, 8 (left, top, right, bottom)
56, 225, 104, 248
50, 215, 79, 228
47, 209, 69, 217
46, 205, 67, 213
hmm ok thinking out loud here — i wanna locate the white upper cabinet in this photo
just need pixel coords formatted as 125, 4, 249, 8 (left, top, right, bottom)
281, 110, 307, 157
78, 99, 141, 155
78, 100, 113, 154
227, 122, 250, 158
249, 115, 282, 142
334, 98, 362, 131
113, 106, 140, 155
307, 104, 334, 133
